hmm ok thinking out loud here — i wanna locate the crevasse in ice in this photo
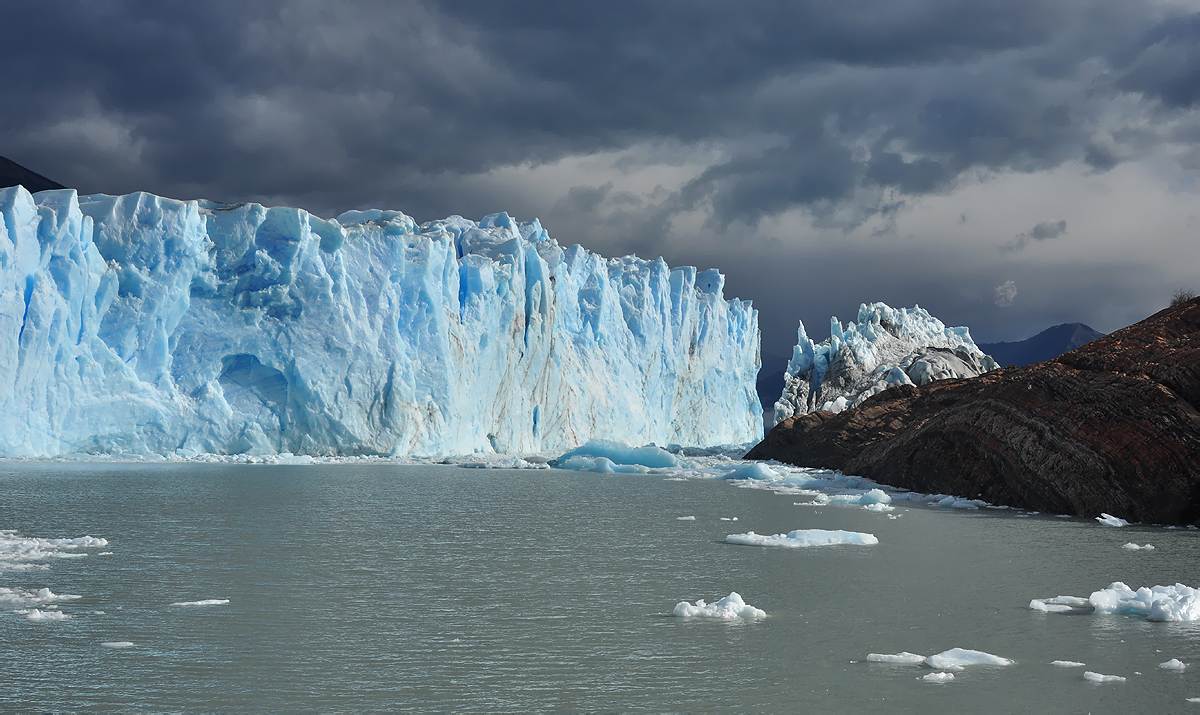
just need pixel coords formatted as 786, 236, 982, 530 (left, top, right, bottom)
0, 186, 762, 457
772, 302, 996, 425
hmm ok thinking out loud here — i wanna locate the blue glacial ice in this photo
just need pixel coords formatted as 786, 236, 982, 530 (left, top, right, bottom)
773, 302, 996, 425
0, 187, 762, 457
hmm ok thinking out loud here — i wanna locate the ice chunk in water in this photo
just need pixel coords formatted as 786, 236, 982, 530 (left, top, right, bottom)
1084, 671, 1125, 683
867, 652, 925, 664
1029, 596, 1091, 613
170, 599, 230, 607
554, 440, 680, 469
673, 592, 765, 620
1160, 659, 1187, 671
923, 672, 955, 683
924, 648, 1013, 670
1051, 660, 1086, 667
725, 529, 879, 548
1122, 543, 1154, 550
101, 641, 134, 648
1096, 513, 1130, 527
1089, 582, 1200, 622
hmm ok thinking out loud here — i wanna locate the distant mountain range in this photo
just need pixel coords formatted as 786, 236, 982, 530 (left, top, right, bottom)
978, 323, 1105, 367
0, 156, 65, 194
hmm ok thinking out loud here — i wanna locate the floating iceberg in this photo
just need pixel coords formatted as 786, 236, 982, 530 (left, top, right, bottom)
1159, 659, 1187, 671
0, 187, 761, 457
1051, 660, 1086, 667
1030, 582, 1200, 621
170, 599, 230, 607
1122, 542, 1154, 550
1084, 671, 1125, 683
1096, 513, 1130, 527
773, 302, 995, 425
725, 529, 879, 548
923, 672, 954, 683
101, 641, 134, 648
672, 592, 766, 620
924, 648, 1013, 670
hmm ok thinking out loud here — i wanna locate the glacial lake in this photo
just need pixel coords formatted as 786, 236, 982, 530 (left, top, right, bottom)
3, 461, 1199, 712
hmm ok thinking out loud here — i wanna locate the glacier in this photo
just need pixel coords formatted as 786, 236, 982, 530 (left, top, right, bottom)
0, 186, 762, 458
772, 302, 996, 425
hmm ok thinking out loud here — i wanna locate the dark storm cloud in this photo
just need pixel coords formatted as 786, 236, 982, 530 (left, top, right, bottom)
1, 0, 1194, 225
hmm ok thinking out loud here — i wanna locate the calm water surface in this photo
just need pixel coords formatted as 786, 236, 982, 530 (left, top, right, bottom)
2, 462, 1199, 712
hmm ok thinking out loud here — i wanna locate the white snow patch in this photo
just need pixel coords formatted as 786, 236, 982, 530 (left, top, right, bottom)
673, 592, 765, 620
725, 529, 879, 548
1084, 671, 1125, 683
1096, 513, 1130, 527
867, 652, 926, 664
1160, 659, 1188, 671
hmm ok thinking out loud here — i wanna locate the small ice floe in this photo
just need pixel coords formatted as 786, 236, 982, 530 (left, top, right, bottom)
676, 516, 696, 521
924, 648, 1013, 671
722, 462, 778, 480
1051, 660, 1086, 667
1188, 697, 1200, 703
862, 502, 895, 513
1029, 596, 1091, 613
725, 529, 878, 548
101, 641, 134, 648
97, 551, 114, 556
553, 440, 679, 472
1122, 543, 1155, 550
673, 592, 766, 620
796, 488, 893, 510
1160, 659, 1188, 671
1096, 513, 1130, 527
0, 530, 109, 572
719, 517, 738, 521
935, 496, 988, 510
1090, 582, 1200, 622
170, 599, 230, 607
19, 608, 71, 622
1084, 671, 1125, 683
867, 652, 926, 664
923, 672, 955, 683
887, 514, 902, 520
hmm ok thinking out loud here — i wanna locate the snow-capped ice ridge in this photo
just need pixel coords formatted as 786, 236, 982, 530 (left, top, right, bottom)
0, 186, 761, 457
773, 302, 996, 425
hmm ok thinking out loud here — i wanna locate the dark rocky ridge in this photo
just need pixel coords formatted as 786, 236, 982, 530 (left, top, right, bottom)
0, 156, 65, 194
746, 298, 1200, 525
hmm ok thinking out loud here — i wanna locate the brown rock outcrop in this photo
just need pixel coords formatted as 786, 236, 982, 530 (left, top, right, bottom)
745, 298, 1200, 525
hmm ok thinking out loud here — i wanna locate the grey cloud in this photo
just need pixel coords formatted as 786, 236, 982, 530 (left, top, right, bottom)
1004, 219, 1067, 252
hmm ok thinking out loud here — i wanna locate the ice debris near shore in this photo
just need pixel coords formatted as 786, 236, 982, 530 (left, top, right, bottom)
0, 187, 761, 458
672, 592, 766, 619
1030, 582, 1200, 621
1096, 513, 1130, 527
725, 529, 879, 548
773, 302, 996, 425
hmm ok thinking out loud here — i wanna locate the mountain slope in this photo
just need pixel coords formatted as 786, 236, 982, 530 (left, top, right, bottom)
979, 323, 1104, 367
0, 156, 65, 193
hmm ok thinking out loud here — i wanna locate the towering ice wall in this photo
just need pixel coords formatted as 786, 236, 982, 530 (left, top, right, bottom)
773, 302, 995, 425
0, 187, 761, 457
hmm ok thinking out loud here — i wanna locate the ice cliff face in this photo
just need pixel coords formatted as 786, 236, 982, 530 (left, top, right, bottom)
772, 303, 995, 425
0, 186, 761, 457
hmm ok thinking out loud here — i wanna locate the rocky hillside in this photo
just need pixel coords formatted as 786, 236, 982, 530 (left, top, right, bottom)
746, 298, 1200, 525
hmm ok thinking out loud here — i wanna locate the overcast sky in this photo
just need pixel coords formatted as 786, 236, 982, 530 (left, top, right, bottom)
4, 0, 1199, 359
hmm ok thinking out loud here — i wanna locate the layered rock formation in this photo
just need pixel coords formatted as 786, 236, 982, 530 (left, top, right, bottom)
747, 298, 1200, 525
